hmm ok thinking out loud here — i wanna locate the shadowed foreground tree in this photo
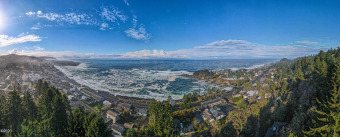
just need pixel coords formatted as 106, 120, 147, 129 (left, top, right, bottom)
0, 80, 111, 137
303, 88, 340, 136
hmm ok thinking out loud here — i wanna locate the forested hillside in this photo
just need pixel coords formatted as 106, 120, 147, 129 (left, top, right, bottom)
0, 80, 111, 137
280, 48, 340, 136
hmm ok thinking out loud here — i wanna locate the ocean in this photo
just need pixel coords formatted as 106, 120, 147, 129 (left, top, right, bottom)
55, 59, 277, 100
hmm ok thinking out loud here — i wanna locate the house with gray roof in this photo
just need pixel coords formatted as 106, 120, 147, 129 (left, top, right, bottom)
110, 123, 125, 136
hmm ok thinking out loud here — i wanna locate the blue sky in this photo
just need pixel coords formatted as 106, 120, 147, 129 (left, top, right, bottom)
0, 0, 339, 59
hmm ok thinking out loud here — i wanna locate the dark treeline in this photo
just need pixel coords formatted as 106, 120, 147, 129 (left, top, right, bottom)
264, 48, 340, 136
285, 48, 340, 136
0, 80, 111, 137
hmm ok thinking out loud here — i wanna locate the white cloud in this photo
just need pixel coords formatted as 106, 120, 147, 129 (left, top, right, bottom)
31, 23, 52, 30
101, 7, 128, 23
100, 23, 109, 30
169, 40, 319, 59
125, 25, 151, 41
8, 49, 18, 54
0, 34, 42, 47
37, 10, 42, 15
124, 0, 130, 6
28, 10, 98, 25
206, 40, 251, 46
123, 49, 169, 58
25, 11, 36, 16
294, 45, 308, 48
34, 46, 44, 51
25, 8, 152, 41
6, 39, 321, 59
296, 40, 318, 45
10, 50, 96, 59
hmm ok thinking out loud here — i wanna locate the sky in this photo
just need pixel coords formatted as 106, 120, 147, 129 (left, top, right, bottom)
0, 0, 339, 59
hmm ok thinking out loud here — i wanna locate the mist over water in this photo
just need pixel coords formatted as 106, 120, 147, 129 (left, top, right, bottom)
55, 59, 277, 100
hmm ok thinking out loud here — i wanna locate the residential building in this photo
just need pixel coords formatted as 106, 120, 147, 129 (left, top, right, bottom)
107, 110, 120, 123
201, 97, 227, 108
103, 100, 112, 107
110, 123, 125, 136
81, 95, 87, 100
124, 123, 134, 129
136, 108, 147, 116
202, 109, 214, 122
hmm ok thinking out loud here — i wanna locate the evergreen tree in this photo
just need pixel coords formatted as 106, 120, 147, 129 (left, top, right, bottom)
303, 88, 340, 136
67, 106, 86, 137
84, 112, 97, 132
50, 93, 68, 137
38, 88, 56, 120
22, 92, 37, 125
0, 95, 6, 136
85, 116, 111, 137
5, 84, 23, 136
126, 128, 137, 137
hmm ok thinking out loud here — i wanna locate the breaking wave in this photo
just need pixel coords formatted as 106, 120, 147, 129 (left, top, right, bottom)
55, 59, 276, 100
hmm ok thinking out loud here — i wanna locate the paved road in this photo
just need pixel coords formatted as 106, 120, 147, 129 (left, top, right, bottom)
251, 67, 272, 85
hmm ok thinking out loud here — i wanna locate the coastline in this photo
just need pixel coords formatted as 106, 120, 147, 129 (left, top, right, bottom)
53, 58, 277, 103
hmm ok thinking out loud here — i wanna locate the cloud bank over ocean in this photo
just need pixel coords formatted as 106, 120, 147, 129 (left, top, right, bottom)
8, 39, 321, 59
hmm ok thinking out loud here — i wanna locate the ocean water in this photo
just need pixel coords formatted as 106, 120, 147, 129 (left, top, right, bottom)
55, 59, 277, 100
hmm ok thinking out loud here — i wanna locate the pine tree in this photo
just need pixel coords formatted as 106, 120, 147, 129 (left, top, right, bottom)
0, 95, 6, 136
303, 88, 340, 136
331, 57, 340, 90
50, 94, 68, 137
22, 92, 37, 125
85, 116, 111, 137
5, 84, 23, 136
67, 106, 86, 137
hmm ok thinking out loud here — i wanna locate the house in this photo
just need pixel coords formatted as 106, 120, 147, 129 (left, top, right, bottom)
170, 99, 176, 106
106, 110, 120, 123
124, 123, 134, 129
119, 103, 132, 111
81, 95, 87, 100
243, 93, 249, 99
263, 83, 269, 87
136, 108, 148, 116
265, 122, 287, 137
103, 100, 112, 107
99, 97, 105, 102
233, 94, 241, 98
210, 106, 225, 120
180, 124, 195, 136
201, 97, 227, 108
202, 109, 214, 122
76, 93, 82, 97
70, 88, 77, 92
247, 90, 258, 96
110, 123, 125, 136
68, 95, 75, 101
